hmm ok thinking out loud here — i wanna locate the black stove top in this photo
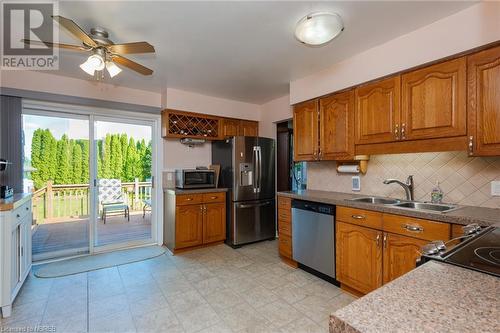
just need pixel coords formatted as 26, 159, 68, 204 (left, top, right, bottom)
443, 227, 500, 277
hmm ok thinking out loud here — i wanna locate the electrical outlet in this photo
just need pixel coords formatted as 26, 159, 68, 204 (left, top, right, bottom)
491, 181, 500, 196
352, 176, 361, 192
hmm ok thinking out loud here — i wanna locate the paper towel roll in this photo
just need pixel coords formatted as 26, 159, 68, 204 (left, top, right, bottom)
337, 165, 360, 173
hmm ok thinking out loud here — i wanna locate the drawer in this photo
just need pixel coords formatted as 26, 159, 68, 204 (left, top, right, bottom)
279, 235, 292, 258
383, 214, 450, 241
337, 206, 383, 230
202, 192, 225, 203
277, 196, 291, 210
278, 220, 291, 237
176, 194, 203, 206
277, 208, 291, 222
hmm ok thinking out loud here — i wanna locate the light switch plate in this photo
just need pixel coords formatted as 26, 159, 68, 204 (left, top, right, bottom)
491, 181, 500, 196
352, 176, 361, 192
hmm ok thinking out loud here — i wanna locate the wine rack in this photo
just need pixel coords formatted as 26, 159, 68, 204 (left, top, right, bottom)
162, 110, 222, 140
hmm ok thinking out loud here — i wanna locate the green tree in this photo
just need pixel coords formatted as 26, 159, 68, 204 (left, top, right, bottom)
111, 134, 123, 179
55, 134, 71, 184
142, 141, 152, 181
71, 143, 83, 183
30, 129, 43, 188
102, 134, 112, 178
120, 134, 128, 167
124, 138, 141, 181
79, 140, 89, 182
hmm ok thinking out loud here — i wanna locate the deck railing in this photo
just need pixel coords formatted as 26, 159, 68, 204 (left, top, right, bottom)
32, 180, 152, 224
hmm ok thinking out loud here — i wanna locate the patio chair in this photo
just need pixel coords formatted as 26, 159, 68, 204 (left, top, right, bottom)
98, 179, 130, 224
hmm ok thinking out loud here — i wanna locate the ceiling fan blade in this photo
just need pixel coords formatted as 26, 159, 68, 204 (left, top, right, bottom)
107, 42, 155, 54
52, 15, 97, 48
21, 39, 90, 51
112, 55, 153, 76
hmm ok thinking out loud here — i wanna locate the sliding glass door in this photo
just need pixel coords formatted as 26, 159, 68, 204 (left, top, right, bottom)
92, 118, 155, 251
23, 105, 158, 261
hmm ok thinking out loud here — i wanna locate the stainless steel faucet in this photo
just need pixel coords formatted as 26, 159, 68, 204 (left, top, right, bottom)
383, 175, 414, 201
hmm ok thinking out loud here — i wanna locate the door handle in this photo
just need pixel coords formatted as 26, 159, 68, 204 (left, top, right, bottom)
238, 201, 271, 209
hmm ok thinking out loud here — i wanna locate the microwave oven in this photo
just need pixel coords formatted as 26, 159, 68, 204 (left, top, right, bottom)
175, 169, 217, 189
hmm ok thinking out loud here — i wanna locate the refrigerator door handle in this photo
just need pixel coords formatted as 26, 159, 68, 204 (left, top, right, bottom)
253, 146, 259, 193
237, 201, 272, 209
258, 147, 262, 193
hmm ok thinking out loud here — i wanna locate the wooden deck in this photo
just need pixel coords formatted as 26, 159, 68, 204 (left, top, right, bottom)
32, 211, 152, 258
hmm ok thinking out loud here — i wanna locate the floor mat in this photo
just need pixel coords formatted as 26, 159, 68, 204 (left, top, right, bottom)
34, 245, 166, 278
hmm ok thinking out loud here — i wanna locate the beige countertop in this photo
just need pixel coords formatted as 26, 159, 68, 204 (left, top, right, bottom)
278, 190, 500, 226
330, 261, 500, 333
164, 187, 228, 195
0, 193, 32, 212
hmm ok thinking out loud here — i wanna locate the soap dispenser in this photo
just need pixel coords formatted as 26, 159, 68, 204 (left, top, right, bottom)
430, 181, 444, 204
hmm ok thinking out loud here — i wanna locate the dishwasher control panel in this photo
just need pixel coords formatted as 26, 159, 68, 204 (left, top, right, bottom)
291, 199, 335, 215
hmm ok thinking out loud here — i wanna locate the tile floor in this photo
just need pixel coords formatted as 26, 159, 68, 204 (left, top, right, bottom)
0, 240, 355, 333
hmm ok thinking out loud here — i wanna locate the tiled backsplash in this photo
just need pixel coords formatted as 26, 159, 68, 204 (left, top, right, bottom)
307, 151, 500, 208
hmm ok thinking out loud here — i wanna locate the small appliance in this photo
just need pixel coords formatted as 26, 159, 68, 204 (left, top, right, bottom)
419, 223, 499, 277
175, 168, 216, 189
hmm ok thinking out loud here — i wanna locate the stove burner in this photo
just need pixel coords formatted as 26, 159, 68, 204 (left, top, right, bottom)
474, 247, 500, 266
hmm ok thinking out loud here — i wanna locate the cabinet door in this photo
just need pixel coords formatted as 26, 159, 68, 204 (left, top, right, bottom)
238, 120, 259, 137
401, 58, 467, 140
223, 118, 239, 137
203, 203, 226, 244
175, 205, 203, 249
21, 217, 32, 277
319, 90, 355, 160
293, 100, 319, 161
355, 76, 401, 144
336, 221, 382, 294
10, 225, 21, 292
383, 233, 427, 284
468, 46, 500, 156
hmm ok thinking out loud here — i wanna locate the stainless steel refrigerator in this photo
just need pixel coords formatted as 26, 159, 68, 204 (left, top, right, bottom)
212, 136, 276, 247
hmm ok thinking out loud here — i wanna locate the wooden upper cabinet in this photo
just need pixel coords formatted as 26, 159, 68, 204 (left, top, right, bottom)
401, 57, 467, 140
222, 118, 239, 137
468, 45, 500, 156
293, 99, 319, 161
319, 90, 355, 160
355, 76, 401, 145
336, 221, 382, 294
238, 120, 259, 137
382, 233, 427, 284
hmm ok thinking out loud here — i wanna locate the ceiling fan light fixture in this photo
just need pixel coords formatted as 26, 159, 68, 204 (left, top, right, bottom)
295, 12, 344, 46
80, 53, 105, 76
106, 61, 122, 78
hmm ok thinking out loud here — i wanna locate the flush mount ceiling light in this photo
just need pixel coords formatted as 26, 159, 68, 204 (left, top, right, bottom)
295, 12, 344, 46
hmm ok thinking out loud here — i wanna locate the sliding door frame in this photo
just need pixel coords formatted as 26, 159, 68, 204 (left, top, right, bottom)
23, 100, 163, 259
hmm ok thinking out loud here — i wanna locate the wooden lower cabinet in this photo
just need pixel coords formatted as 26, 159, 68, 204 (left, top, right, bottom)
336, 221, 382, 294
382, 233, 427, 284
165, 191, 226, 253
175, 205, 204, 248
336, 206, 452, 295
203, 203, 226, 243
277, 196, 297, 267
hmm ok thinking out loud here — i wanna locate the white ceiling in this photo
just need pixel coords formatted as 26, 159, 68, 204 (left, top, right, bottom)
42, 1, 477, 104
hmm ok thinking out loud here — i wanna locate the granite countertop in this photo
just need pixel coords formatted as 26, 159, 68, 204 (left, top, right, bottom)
278, 190, 500, 226
330, 261, 500, 333
164, 187, 228, 195
0, 193, 32, 212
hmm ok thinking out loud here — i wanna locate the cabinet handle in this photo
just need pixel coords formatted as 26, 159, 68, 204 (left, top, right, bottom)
401, 123, 406, 140
383, 233, 387, 248
210, 196, 217, 200
16, 214, 20, 218
468, 136, 474, 155
26, 207, 29, 211
402, 224, 424, 233
318, 150, 323, 159
376, 233, 381, 247
200, 205, 204, 212
394, 124, 399, 140
20, 246, 23, 257
351, 214, 366, 220
186, 198, 193, 201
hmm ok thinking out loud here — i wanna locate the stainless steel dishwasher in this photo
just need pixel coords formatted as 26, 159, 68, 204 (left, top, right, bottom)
291, 200, 335, 278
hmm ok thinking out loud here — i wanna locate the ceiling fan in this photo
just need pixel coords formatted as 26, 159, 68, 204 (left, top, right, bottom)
22, 15, 155, 78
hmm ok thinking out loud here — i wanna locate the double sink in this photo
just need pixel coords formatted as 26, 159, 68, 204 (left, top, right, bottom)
347, 196, 457, 213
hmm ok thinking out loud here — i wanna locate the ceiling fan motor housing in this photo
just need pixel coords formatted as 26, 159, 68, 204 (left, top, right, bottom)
89, 27, 113, 46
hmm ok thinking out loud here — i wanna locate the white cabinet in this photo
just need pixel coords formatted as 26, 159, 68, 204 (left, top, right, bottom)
0, 195, 32, 318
